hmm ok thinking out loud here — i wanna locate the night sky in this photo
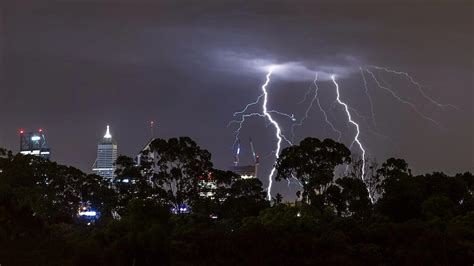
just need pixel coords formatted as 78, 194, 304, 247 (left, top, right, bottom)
1, 0, 472, 198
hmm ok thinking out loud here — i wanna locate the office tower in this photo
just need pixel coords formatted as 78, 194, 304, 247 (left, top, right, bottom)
92, 125, 118, 179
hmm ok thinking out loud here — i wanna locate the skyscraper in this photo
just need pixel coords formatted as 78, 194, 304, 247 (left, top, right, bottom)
92, 125, 117, 180
19, 129, 51, 159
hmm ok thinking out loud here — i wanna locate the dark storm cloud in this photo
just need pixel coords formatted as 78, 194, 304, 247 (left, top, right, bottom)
1, 0, 472, 198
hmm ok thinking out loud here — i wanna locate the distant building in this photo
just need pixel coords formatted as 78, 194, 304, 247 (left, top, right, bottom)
198, 172, 217, 198
92, 125, 117, 180
129, 137, 157, 186
228, 165, 257, 179
19, 129, 51, 159
135, 138, 156, 167
135, 121, 157, 167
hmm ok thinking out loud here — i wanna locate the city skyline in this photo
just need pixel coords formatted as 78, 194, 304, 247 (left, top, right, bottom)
1, 1, 472, 199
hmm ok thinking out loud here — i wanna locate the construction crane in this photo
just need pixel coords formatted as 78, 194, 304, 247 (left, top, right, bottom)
249, 137, 259, 165
230, 137, 259, 179
234, 139, 241, 166
249, 137, 259, 178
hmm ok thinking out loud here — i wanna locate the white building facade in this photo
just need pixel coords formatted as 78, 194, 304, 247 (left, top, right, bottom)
92, 125, 117, 180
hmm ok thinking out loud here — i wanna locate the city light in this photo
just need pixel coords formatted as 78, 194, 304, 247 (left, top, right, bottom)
78, 211, 97, 217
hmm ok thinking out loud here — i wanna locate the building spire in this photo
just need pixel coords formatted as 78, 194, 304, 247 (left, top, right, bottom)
104, 125, 112, 139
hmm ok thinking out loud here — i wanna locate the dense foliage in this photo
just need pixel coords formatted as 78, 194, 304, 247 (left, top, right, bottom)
0, 137, 472, 265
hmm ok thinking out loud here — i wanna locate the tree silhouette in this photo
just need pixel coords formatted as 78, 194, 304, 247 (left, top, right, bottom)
0, 137, 472, 265
275, 137, 351, 203
148, 137, 213, 212
325, 177, 372, 219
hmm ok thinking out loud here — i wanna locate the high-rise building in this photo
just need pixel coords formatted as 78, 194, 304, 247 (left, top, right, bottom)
19, 129, 51, 159
92, 125, 117, 180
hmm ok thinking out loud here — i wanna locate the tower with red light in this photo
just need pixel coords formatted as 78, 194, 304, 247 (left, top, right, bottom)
19, 128, 51, 159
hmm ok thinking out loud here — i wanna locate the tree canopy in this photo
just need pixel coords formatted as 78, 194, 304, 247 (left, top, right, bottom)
0, 136, 472, 265
275, 137, 351, 203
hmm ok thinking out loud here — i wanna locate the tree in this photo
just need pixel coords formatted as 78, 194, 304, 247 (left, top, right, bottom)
0, 150, 116, 226
275, 138, 351, 203
325, 177, 372, 219
79, 173, 118, 218
374, 161, 421, 222
114, 155, 163, 214
0, 154, 80, 222
421, 195, 455, 221
148, 137, 213, 212
364, 159, 383, 202
193, 169, 238, 216
377, 158, 411, 182
219, 178, 269, 220
273, 193, 283, 205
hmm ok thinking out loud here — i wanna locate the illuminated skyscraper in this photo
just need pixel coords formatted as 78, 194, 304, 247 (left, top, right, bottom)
19, 129, 51, 159
92, 125, 117, 180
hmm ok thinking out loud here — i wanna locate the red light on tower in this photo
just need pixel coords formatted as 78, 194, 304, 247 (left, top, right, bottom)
38, 128, 43, 133
19, 129, 24, 134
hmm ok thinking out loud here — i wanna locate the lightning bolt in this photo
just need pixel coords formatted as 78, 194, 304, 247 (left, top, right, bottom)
228, 112, 265, 146
233, 94, 264, 117
348, 106, 389, 141
331, 75, 372, 203
228, 110, 294, 146
360, 67, 377, 130
288, 173, 303, 188
312, 73, 343, 141
229, 67, 297, 200
297, 81, 315, 104
369, 65, 458, 110
291, 72, 342, 142
228, 63, 452, 205
269, 110, 296, 123
365, 69, 442, 128
262, 67, 284, 200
